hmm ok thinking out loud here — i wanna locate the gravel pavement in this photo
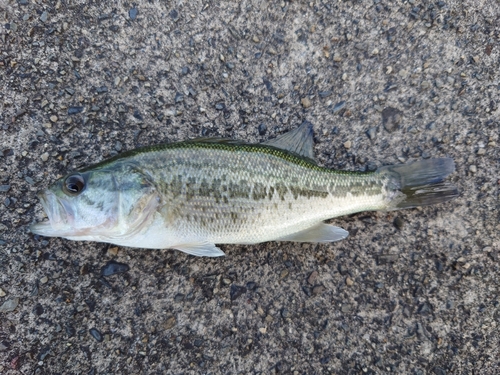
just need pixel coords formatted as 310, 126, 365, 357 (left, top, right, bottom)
1, 0, 499, 374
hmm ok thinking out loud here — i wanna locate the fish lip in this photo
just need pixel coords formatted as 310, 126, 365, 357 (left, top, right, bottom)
30, 190, 74, 236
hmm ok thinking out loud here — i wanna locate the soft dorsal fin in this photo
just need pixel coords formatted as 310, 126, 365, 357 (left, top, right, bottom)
263, 121, 315, 160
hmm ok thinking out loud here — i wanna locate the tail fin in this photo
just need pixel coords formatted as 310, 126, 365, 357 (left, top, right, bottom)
378, 158, 458, 209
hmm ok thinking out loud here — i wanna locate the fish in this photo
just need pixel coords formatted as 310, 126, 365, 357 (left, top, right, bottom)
30, 122, 458, 256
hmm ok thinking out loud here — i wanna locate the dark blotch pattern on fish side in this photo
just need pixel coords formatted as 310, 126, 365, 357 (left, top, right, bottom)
274, 182, 288, 201
198, 178, 212, 197
252, 182, 267, 201
289, 185, 329, 200
211, 179, 222, 203
228, 180, 251, 199
328, 178, 383, 198
186, 177, 197, 201
169, 175, 183, 198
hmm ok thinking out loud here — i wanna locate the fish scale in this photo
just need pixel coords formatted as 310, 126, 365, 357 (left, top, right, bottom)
30, 122, 458, 257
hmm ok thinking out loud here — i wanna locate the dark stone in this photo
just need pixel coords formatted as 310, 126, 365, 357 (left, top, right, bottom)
129, 7, 138, 20
68, 106, 84, 115
96, 86, 108, 94
100, 260, 130, 277
230, 284, 247, 300
181, 66, 189, 75
133, 110, 143, 120
258, 123, 267, 135
170, 9, 179, 21
318, 90, 332, 98
175, 92, 184, 102
377, 253, 398, 265
263, 78, 273, 93
65, 324, 76, 337
0, 185, 10, 192
89, 328, 103, 342
381, 107, 403, 132
433, 367, 446, 375
215, 103, 226, 110
393, 216, 404, 230
332, 101, 346, 114
38, 346, 51, 360
109, 25, 119, 32
33, 303, 44, 316
85, 299, 96, 312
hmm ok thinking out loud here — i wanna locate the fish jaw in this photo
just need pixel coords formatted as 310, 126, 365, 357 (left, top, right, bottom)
30, 190, 87, 238
30, 190, 70, 236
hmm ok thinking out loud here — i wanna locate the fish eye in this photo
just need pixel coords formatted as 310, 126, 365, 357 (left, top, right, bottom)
63, 174, 86, 196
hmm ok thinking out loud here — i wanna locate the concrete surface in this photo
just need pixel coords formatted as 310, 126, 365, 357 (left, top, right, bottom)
1, 0, 499, 374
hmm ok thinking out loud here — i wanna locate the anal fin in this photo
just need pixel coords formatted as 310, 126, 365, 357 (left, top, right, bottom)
174, 242, 226, 257
275, 223, 348, 243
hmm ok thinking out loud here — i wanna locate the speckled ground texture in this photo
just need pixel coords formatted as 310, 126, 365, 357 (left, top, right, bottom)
1, 0, 499, 374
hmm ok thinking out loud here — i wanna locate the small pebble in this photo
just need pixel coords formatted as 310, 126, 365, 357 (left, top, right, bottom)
393, 216, 404, 230
40, 11, 48, 22
469, 165, 477, 173
89, 328, 103, 342
366, 127, 377, 140
68, 106, 84, 115
258, 123, 267, 136
107, 247, 119, 256
0, 288, 6, 297
169, 9, 179, 21
101, 260, 130, 276
40, 276, 48, 284
477, 148, 485, 155
259, 327, 267, 334
343, 140, 352, 149
41, 152, 49, 162
0, 185, 11, 193
163, 316, 176, 330
301, 97, 312, 108
230, 284, 247, 301
0, 298, 19, 313
129, 7, 138, 20
381, 107, 402, 133
307, 270, 318, 285
50, 115, 58, 123
346, 277, 354, 286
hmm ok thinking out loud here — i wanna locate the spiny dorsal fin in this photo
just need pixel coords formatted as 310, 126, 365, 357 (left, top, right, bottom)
263, 121, 315, 160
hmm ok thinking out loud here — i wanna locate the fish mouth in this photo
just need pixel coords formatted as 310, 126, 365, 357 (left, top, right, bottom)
30, 191, 75, 237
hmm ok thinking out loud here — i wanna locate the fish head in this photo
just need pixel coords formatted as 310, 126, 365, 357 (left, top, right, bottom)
30, 166, 159, 241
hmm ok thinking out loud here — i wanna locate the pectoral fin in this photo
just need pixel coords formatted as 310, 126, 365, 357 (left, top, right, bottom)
174, 242, 226, 257
276, 223, 348, 243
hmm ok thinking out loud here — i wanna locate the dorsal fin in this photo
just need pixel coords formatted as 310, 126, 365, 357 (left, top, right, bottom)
263, 121, 315, 160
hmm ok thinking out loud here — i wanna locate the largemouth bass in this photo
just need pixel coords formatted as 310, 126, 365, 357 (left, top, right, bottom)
30, 122, 458, 256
